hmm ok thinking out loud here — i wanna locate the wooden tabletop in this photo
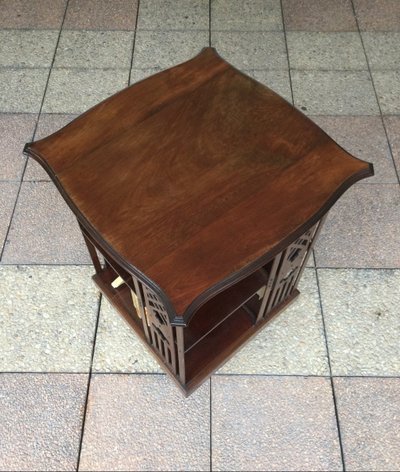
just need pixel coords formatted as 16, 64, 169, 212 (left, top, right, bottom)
25, 47, 373, 321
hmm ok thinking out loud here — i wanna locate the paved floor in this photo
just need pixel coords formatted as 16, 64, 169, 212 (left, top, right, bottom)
1, 0, 400, 470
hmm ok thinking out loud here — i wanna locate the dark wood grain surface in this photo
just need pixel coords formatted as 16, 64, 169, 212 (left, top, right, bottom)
25, 47, 373, 319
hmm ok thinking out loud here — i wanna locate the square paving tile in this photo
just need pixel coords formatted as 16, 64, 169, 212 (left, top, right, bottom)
0, 266, 98, 372
211, 31, 287, 69
218, 270, 329, 375
292, 70, 379, 115
54, 31, 134, 69
287, 32, 367, 70
24, 114, 77, 181
0, 0, 66, 29
334, 377, 400, 471
354, 0, 400, 31
43, 68, 128, 114
138, 0, 209, 30
0, 373, 87, 471
372, 71, 400, 114
64, 0, 138, 30
314, 184, 400, 268
212, 376, 341, 471
0, 68, 49, 113
92, 298, 161, 373
1, 182, 91, 264
79, 374, 210, 471
244, 69, 292, 102
0, 182, 19, 253
0, 30, 58, 68
318, 269, 400, 376
362, 32, 400, 70
132, 30, 209, 69
282, 0, 357, 32
384, 115, 400, 174
312, 116, 397, 184
0, 114, 36, 181
212, 0, 282, 31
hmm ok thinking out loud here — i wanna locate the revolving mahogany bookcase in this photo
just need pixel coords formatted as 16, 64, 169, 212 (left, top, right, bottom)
24, 48, 373, 395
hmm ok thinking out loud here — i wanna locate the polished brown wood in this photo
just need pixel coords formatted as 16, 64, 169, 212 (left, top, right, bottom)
24, 47, 373, 395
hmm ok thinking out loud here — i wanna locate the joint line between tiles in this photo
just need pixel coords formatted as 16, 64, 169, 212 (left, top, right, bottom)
279, 0, 294, 105
208, 0, 212, 48
127, 0, 141, 86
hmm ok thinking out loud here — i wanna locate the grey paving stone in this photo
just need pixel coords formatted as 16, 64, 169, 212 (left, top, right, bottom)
287, 32, 367, 70
0, 114, 36, 181
219, 270, 329, 375
92, 298, 161, 373
0, 68, 49, 113
138, 0, 209, 30
43, 68, 128, 114
24, 114, 78, 181
318, 269, 400, 376
0, 30, 58, 68
372, 71, 400, 114
79, 374, 210, 471
362, 32, 400, 69
0, 373, 87, 471
132, 30, 208, 69
1, 182, 91, 264
334, 377, 400, 471
314, 185, 400, 268
292, 70, 379, 115
354, 0, 400, 31
212, 376, 342, 471
64, 0, 138, 30
245, 69, 292, 102
312, 116, 398, 184
282, 0, 357, 32
0, 266, 98, 372
0, 0, 66, 29
212, 31, 287, 69
384, 115, 400, 175
129, 67, 162, 84
212, 0, 283, 31
0, 182, 19, 252
54, 31, 134, 69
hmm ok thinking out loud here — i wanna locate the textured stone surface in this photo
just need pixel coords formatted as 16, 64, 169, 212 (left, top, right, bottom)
0, 182, 19, 253
64, 0, 138, 30
318, 269, 400, 375
335, 378, 400, 471
287, 32, 367, 70
384, 116, 400, 174
292, 70, 379, 115
0, 373, 87, 471
212, 376, 341, 471
79, 375, 210, 471
362, 32, 400, 70
43, 68, 128, 114
219, 270, 329, 375
54, 31, 134, 69
138, 0, 209, 30
372, 71, 400, 114
93, 298, 161, 373
354, 0, 400, 31
314, 185, 400, 268
0, 114, 36, 180
312, 116, 397, 184
129, 67, 162, 84
132, 30, 208, 69
1, 182, 91, 264
0, 0, 66, 29
24, 114, 77, 181
0, 266, 98, 371
0, 68, 48, 113
0, 30, 58, 68
282, 0, 357, 31
212, 31, 287, 69
212, 0, 282, 31
244, 69, 292, 102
